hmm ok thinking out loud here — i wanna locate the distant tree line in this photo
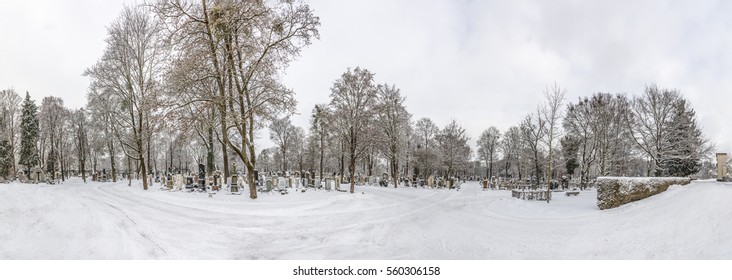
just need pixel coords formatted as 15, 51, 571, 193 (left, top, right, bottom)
484, 84, 712, 190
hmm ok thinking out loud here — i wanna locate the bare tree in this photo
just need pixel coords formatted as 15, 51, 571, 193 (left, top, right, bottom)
59, 109, 74, 181
310, 104, 330, 182
374, 84, 411, 188
157, 0, 319, 199
413, 117, 439, 176
560, 134, 580, 178
435, 120, 471, 178
257, 147, 274, 173
85, 5, 168, 190
269, 117, 297, 172
520, 112, 545, 185
152, 0, 233, 182
86, 88, 120, 182
564, 93, 634, 184
38, 96, 68, 181
291, 126, 306, 173
0, 89, 21, 176
540, 83, 566, 195
329, 67, 378, 193
162, 46, 220, 177
564, 96, 597, 186
477, 126, 501, 179
500, 126, 522, 179
588, 93, 631, 177
626, 85, 680, 176
72, 108, 89, 182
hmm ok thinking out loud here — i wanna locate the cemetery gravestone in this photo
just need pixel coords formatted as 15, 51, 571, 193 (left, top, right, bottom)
325, 178, 333, 191
166, 174, 173, 190
230, 175, 239, 193
266, 179, 274, 192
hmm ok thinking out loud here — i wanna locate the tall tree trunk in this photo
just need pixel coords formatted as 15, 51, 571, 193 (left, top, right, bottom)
367, 154, 373, 176
109, 141, 117, 182
202, 0, 229, 184
80, 157, 86, 183
349, 153, 356, 193
517, 154, 522, 180
146, 134, 152, 179
207, 126, 214, 176
405, 141, 410, 177
488, 154, 493, 180
546, 146, 553, 202
61, 149, 66, 181
93, 150, 98, 175
169, 141, 173, 173
339, 140, 345, 183
298, 154, 303, 175
139, 114, 149, 190
127, 155, 132, 187
319, 129, 324, 182
391, 158, 398, 188
534, 150, 541, 186
10, 136, 16, 178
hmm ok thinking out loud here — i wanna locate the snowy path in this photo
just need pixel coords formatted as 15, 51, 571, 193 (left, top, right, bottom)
1, 179, 731, 259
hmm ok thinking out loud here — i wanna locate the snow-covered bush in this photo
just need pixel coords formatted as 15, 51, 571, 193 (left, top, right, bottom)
596, 177, 691, 210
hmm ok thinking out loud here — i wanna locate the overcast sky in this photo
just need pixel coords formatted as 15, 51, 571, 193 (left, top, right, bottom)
1, 0, 731, 155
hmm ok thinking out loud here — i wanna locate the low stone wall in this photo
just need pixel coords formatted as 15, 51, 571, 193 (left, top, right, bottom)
596, 177, 691, 210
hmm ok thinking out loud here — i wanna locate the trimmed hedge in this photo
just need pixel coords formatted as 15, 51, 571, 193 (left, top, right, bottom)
596, 177, 691, 210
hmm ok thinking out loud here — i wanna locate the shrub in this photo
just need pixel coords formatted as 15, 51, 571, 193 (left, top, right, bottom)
596, 177, 691, 210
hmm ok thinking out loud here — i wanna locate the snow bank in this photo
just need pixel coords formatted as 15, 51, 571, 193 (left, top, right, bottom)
596, 177, 691, 210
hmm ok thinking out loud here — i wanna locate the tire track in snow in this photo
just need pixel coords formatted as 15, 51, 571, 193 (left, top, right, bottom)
91, 185, 273, 232
78, 191, 168, 258
94, 183, 455, 235
100, 201, 168, 257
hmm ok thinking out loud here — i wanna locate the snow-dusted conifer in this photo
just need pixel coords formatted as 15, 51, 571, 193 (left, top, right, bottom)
661, 99, 706, 177
19, 92, 39, 173
0, 140, 10, 180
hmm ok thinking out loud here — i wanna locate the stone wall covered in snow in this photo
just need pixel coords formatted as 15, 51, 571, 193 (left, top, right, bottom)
596, 177, 691, 210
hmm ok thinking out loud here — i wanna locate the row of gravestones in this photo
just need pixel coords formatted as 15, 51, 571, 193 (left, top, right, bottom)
303, 175, 462, 189
158, 172, 461, 193
241, 173, 434, 189
15, 167, 62, 184
91, 169, 111, 182
365, 175, 460, 189
289, 174, 463, 189
162, 172, 224, 191
11, 169, 110, 184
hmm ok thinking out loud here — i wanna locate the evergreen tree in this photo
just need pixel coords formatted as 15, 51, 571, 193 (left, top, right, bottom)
661, 99, 704, 177
0, 112, 8, 180
560, 134, 580, 177
0, 140, 10, 180
18, 92, 39, 173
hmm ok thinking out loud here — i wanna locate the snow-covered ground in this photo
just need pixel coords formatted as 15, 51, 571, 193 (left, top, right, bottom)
1, 178, 730, 259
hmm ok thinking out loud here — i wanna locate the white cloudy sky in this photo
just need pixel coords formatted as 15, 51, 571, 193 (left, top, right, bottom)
1, 0, 731, 155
